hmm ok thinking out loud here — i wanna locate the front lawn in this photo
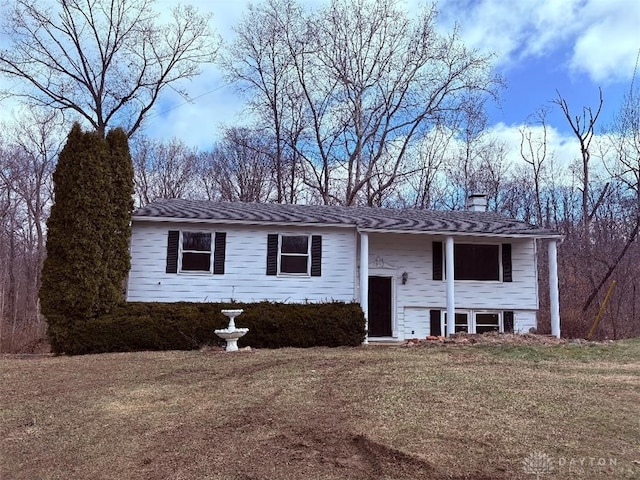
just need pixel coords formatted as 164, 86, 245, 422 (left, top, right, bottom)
2, 340, 639, 479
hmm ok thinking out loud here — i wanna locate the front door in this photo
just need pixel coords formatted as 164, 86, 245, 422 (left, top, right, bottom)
368, 276, 392, 337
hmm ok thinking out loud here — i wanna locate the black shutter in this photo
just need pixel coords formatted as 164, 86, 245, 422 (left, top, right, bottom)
311, 235, 322, 277
432, 241, 443, 280
166, 230, 179, 273
266, 234, 278, 275
213, 232, 226, 275
502, 243, 512, 282
503, 311, 514, 333
430, 310, 441, 336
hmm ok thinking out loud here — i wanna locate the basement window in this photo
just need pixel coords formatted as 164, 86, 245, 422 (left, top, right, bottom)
443, 312, 469, 333
475, 312, 501, 334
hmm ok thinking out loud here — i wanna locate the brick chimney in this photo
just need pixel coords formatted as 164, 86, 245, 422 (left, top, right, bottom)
466, 193, 487, 212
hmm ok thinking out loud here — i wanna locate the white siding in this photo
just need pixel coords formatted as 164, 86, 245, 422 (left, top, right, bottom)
128, 222, 542, 339
403, 307, 431, 338
514, 311, 537, 333
367, 233, 540, 339
127, 222, 357, 303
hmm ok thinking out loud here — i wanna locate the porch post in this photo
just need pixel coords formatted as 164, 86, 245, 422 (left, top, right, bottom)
548, 239, 561, 338
360, 232, 369, 344
445, 236, 455, 337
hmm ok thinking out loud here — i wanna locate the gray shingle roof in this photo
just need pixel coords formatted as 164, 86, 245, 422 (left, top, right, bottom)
133, 199, 562, 238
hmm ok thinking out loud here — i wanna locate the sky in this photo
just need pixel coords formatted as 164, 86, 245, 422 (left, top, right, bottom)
142, 0, 640, 166
2, 0, 640, 163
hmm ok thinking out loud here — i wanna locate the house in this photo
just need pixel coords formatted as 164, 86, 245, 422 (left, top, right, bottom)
127, 197, 563, 342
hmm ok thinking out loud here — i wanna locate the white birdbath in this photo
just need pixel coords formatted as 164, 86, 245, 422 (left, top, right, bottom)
215, 309, 249, 352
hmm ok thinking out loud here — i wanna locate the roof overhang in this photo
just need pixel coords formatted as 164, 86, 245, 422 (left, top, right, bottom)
358, 228, 564, 240
357, 227, 564, 240
132, 215, 564, 240
131, 215, 354, 229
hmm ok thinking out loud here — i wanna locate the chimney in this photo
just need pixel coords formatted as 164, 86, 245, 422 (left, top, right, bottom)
466, 193, 487, 212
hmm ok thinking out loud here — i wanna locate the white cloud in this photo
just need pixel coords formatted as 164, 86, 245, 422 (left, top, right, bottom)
438, 0, 640, 84
487, 121, 583, 171
569, 0, 640, 83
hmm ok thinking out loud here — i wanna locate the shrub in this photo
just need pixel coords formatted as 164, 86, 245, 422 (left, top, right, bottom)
57, 301, 366, 355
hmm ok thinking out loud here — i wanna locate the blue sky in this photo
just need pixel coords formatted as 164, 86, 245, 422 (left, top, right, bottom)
2, 0, 638, 157
145, 0, 640, 157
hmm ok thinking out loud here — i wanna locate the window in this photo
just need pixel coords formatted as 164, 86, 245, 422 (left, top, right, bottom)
475, 312, 501, 333
454, 244, 500, 281
279, 235, 310, 274
181, 231, 212, 272
443, 312, 469, 333
166, 230, 226, 275
433, 242, 512, 282
440, 311, 504, 334
266, 234, 322, 276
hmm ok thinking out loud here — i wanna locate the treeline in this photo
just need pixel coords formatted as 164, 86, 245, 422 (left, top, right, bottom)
2, 96, 639, 352
0, 0, 639, 351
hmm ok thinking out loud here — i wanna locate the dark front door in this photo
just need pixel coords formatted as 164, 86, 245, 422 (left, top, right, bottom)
368, 276, 392, 337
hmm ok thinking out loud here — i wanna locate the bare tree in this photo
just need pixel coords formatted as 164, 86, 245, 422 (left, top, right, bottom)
131, 137, 201, 205
225, 0, 499, 206
223, 0, 303, 203
0, 0, 219, 137
476, 138, 509, 213
443, 97, 492, 210
553, 88, 603, 233
199, 127, 277, 203
0, 108, 63, 352
607, 84, 640, 212
581, 80, 640, 317
404, 125, 455, 209
519, 108, 550, 225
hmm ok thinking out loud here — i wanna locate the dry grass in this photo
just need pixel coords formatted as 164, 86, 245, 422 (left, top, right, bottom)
2, 340, 640, 479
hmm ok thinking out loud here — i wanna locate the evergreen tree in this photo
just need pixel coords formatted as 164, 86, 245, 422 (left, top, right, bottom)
40, 124, 133, 353
100, 128, 135, 312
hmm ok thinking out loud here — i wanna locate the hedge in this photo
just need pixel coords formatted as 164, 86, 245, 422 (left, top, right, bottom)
51, 301, 366, 355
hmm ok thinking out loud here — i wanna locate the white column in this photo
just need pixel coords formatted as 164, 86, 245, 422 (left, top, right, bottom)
445, 236, 455, 337
548, 239, 561, 338
360, 232, 369, 344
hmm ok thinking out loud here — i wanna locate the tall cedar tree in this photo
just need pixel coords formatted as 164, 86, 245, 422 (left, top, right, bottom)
101, 128, 135, 311
40, 124, 134, 353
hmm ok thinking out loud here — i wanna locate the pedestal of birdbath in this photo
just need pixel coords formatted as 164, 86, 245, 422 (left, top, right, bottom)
215, 309, 249, 352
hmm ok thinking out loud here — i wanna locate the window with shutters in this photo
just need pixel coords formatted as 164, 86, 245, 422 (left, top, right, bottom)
180, 231, 212, 272
454, 244, 500, 280
279, 235, 310, 275
266, 233, 321, 277
165, 230, 226, 274
433, 241, 511, 282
